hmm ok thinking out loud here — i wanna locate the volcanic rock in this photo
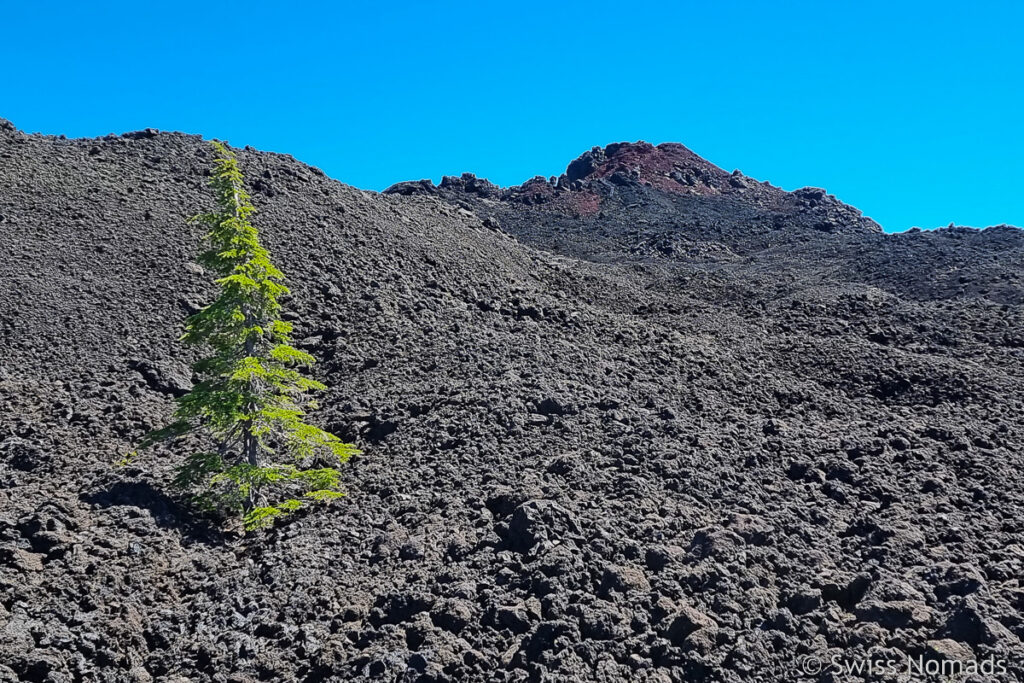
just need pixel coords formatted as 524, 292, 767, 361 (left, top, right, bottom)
0, 119, 1022, 681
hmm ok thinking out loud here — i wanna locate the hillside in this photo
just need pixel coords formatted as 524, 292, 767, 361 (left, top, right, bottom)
1, 118, 1023, 682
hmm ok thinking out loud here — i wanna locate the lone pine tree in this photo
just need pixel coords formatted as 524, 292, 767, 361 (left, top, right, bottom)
137, 141, 359, 530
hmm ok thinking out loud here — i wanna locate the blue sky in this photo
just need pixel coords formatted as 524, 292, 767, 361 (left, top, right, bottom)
3, 1, 1021, 232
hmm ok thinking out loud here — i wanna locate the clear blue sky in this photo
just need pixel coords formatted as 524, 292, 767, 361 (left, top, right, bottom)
3, 1, 1021, 232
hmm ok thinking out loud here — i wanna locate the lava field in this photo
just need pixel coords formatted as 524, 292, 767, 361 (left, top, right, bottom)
2, 118, 1023, 681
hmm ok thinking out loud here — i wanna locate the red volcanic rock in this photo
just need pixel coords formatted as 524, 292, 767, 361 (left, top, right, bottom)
564, 141, 732, 194
514, 176, 560, 205
414, 139, 878, 230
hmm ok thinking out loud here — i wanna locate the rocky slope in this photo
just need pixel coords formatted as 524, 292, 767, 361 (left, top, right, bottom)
1, 118, 1023, 682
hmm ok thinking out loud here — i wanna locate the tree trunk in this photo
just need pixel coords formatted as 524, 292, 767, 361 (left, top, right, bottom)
244, 429, 258, 511
234, 182, 260, 512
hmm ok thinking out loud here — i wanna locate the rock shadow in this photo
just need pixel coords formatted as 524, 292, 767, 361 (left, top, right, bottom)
80, 480, 226, 546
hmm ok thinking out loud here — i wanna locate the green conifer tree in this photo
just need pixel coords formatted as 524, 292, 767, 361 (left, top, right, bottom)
137, 141, 359, 530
